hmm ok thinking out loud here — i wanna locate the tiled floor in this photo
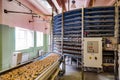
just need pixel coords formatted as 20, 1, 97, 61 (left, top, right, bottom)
59, 62, 114, 80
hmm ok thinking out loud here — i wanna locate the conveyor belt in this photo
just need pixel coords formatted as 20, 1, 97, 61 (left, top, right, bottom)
35, 60, 60, 80
0, 53, 61, 80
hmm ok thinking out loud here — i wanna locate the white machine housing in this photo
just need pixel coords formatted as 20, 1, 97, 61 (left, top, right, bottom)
84, 38, 102, 68
11, 52, 22, 67
39, 50, 43, 56
21, 53, 29, 63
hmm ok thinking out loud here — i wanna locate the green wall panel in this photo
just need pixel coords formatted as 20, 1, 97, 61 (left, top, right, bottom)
1, 25, 15, 70
43, 34, 49, 52
0, 24, 2, 70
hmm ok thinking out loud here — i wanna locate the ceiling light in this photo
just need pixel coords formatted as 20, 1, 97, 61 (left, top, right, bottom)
71, 0, 76, 8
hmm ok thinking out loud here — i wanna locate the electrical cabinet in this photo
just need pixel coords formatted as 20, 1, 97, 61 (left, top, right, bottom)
84, 38, 102, 68
11, 52, 22, 67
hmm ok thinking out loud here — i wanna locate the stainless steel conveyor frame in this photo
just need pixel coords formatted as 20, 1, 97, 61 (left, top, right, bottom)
35, 60, 60, 80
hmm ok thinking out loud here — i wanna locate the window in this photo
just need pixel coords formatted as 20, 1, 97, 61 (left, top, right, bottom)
15, 27, 34, 50
36, 31, 43, 47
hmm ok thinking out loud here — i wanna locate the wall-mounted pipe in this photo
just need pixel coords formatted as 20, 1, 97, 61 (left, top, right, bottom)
4, 9, 37, 15
4, 9, 41, 23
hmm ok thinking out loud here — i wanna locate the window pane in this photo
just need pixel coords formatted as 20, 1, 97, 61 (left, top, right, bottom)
36, 32, 43, 47
27, 31, 34, 47
15, 27, 34, 50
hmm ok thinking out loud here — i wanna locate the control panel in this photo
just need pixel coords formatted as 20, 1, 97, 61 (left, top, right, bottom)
87, 41, 99, 53
84, 38, 102, 68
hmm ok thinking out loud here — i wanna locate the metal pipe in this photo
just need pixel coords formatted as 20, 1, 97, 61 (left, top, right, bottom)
114, 0, 119, 80
4, 9, 37, 15
51, 8, 54, 52
68, 0, 70, 11
61, 6, 65, 73
81, 7, 84, 80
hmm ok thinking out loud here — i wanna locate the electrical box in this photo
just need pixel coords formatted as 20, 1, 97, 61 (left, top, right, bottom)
103, 37, 117, 51
39, 50, 43, 56
84, 38, 102, 68
11, 52, 22, 67
21, 53, 29, 63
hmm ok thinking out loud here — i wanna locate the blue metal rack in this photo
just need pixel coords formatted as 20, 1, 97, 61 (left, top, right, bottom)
53, 6, 115, 55
84, 6, 115, 37
52, 6, 119, 79
53, 9, 82, 56
53, 6, 117, 68
63, 9, 82, 56
53, 14, 62, 54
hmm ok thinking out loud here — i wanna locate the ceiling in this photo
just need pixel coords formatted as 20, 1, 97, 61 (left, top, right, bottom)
19, 0, 116, 17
